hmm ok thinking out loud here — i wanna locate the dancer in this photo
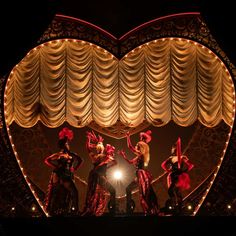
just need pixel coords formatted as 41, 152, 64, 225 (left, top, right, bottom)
82, 131, 117, 216
44, 127, 83, 216
118, 130, 159, 215
161, 137, 194, 215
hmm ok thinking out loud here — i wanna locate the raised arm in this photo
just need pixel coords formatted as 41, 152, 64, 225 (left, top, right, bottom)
182, 155, 194, 172
86, 132, 96, 152
126, 132, 137, 154
117, 150, 138, 165
161, 158, 172, 173
44, 152, 60, 168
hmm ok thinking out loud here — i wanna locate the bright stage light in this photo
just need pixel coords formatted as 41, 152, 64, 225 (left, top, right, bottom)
113, 170, 122, 180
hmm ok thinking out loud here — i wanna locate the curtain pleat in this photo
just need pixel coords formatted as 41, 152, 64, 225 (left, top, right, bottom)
5, 39, 235, 128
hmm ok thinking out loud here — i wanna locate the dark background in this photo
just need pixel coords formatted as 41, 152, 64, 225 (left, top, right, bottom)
0, 0, 236, 77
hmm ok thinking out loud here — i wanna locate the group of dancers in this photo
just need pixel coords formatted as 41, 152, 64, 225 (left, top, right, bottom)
44, 127, 194, 217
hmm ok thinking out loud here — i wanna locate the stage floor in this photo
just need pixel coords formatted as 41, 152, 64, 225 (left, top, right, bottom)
0, 216, 235, 236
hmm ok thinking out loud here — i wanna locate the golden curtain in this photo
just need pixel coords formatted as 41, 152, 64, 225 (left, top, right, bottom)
4, 38, 235, 128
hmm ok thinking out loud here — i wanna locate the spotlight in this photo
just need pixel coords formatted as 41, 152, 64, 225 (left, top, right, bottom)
113, 170, 122, 180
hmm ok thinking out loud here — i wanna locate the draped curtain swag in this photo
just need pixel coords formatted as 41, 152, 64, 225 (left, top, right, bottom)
5, 39, 235, 128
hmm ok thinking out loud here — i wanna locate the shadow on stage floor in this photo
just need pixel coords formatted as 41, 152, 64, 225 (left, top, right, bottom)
0, 215, 236, 236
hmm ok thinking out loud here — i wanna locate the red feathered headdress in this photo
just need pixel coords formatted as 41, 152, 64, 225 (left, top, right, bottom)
87, 130, 104, 143
140, 130, 152, 143
105, 144, 115, 155
59, 127, 74, 141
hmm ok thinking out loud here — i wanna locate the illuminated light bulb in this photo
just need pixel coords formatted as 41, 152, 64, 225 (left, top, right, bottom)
32, 206, 36, 211
227, 205, 231, 209
113, 170, 122, 180
11, 207, 15, 211
178, 38, 182, 41
187, 205, 192, 210
168, 206, 172, 210
170, 38, 173, 40
162, 38, 165, 41
194, 42, 197, 45
71, 207, 75, 211
187, 40, 190, 42
154, 40, 157, 43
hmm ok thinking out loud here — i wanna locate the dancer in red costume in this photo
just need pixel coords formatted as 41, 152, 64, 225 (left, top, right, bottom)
161, 137, 194, 215
118, 130, 159, 215
44, 127, 83, 216
82, 131, 117, 216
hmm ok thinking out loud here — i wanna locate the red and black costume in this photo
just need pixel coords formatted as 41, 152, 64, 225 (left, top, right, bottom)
119, 130, 159, 215
82, 131, 117, 216
161, 137, 194, 214
44, 127, 83, 216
